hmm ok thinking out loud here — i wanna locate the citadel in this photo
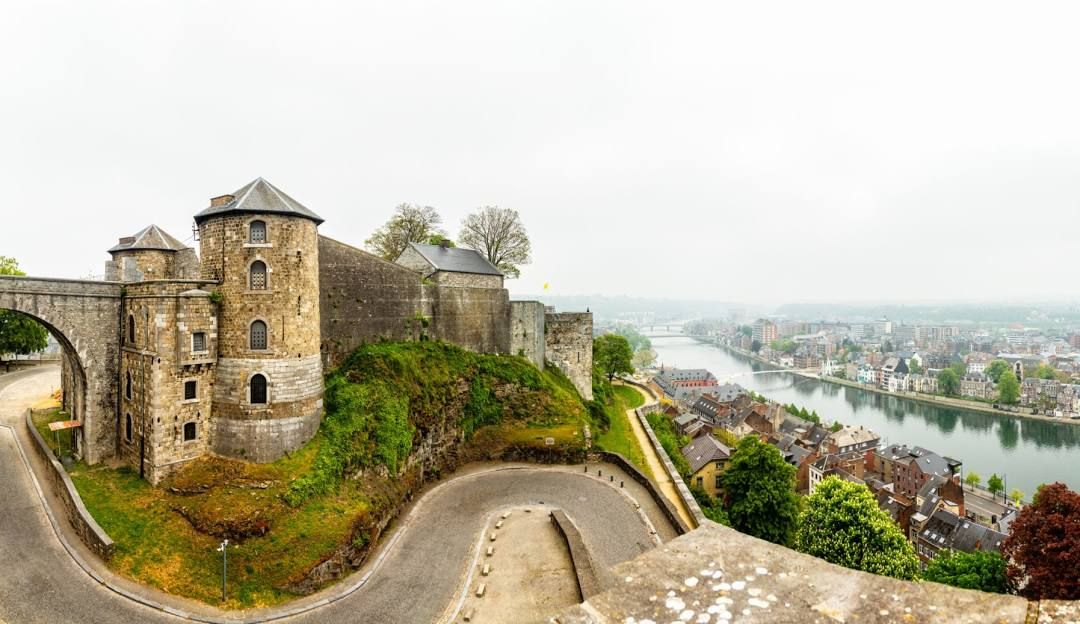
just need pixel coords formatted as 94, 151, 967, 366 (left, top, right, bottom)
1, 178, 592, 483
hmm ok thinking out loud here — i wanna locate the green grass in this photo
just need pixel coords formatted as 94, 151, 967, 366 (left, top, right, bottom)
65, 340, 593, 609
594, 385, 654, 480
31, 408, 74, 458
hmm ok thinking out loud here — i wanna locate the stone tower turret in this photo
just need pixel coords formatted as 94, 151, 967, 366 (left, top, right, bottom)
194, 178, 324, 462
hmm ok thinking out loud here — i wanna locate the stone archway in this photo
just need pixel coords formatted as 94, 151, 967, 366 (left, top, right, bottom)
0, 276, 122, 464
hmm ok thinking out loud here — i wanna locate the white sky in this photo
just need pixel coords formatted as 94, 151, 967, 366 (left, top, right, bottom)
2, 1, 1079, 305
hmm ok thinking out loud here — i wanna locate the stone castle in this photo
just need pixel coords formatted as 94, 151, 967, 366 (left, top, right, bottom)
41, 177, 591, 483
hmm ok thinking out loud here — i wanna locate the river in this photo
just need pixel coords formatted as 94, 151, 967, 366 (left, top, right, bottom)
650, 335, 1080, 495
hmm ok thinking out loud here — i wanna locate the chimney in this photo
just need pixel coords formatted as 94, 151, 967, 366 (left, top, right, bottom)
118, 236, 135, 245
210, 194, 234, 207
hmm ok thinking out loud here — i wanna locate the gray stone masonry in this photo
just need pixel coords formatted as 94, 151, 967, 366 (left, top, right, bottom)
510, 300, 546, 369
0, 276, 122, 464
545, 311, 594, 400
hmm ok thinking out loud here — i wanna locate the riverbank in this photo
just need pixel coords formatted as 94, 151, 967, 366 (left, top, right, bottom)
711, 341, 1080, 428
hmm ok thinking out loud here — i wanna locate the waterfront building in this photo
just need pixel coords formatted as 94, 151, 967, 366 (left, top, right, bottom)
752, 318, 778, 346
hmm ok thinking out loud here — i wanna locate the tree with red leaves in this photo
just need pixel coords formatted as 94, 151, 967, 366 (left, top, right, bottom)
1001, 482, 1080, 599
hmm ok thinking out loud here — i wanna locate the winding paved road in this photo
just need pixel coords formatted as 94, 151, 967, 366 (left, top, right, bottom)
0, 367, 674, 623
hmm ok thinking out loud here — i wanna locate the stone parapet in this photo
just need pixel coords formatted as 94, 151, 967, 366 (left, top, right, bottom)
25, 409, 115, 561
550, 508, 609, 600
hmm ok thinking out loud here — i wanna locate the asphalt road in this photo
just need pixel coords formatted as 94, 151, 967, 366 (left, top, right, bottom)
0, 368, 671, 624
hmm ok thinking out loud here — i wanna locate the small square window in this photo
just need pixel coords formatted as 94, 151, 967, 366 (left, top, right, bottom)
192, 332, 207, 352
183, 422, 197, 441
184, 380, 197, 401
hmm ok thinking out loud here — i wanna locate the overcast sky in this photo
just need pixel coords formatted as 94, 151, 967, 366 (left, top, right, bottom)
2, 1, 1079, 305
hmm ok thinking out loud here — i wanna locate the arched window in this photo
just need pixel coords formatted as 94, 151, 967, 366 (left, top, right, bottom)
125, 414, 133, 442
183, 422, 197, 441
250, 374, 268, 404
249, 220, 267, 243
125, 372, 133, 400
250, 320, 268, 350
127, 314, 136, 344
250, 261, 267, 290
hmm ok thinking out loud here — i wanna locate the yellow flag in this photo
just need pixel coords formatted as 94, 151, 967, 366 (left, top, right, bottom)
543, 282, 550, 290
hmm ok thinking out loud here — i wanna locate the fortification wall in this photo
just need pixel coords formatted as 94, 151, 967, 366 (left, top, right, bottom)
318, 236, 511, 367
545, 311, 593, 400
510, 300, 545, 369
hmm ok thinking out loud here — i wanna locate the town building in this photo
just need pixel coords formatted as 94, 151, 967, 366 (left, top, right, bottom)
681, 434, 731, 499
752, 318, 778, 346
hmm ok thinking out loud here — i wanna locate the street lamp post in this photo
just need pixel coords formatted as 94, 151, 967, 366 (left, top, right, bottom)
217, 538, 229, 602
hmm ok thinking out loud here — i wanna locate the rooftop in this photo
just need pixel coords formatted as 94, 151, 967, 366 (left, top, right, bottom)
403, 242, 503, 276
193, 177, 324, 225
107, 224, 190, 253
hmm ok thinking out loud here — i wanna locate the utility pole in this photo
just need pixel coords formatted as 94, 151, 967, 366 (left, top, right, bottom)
217, 539, 229, 602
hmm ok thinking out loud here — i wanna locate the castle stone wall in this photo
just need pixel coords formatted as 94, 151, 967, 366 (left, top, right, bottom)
431, 271, 503, 290
545, 311, 594, 400
424, 284, 511, 354
510, 300, 546, 369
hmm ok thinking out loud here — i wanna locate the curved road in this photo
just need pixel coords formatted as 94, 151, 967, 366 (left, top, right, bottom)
0, 367, 672, 624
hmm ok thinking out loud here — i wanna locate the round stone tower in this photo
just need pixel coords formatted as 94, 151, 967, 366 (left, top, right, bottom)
194, 177, 324, 462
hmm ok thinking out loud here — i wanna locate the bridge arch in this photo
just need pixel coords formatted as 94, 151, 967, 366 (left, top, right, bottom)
0, 275, 123, 464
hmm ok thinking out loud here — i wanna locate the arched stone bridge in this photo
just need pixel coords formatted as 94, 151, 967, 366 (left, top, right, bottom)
0, 275, 122, 463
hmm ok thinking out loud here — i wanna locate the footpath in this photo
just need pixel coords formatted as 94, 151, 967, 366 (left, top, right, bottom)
616, 382, 697, 529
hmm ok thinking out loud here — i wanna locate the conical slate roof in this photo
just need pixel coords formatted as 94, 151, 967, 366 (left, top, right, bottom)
108, 224, 191, 253
193, 177, 324, 225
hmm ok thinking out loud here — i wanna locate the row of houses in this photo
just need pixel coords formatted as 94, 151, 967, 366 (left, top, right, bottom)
1020, 377, 1080, 416
657, 372, 1008, 566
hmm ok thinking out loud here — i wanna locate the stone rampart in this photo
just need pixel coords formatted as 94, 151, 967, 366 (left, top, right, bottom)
510, 300, 545, 369
545, 312, 593, 400
25, 409, 115, 561
550, 508, 608, 600
590, 450, 691, 535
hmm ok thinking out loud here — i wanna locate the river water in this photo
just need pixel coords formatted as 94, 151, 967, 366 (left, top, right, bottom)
650, 335, 1080, 495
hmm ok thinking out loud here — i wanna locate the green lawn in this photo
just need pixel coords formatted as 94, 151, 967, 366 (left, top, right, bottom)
595, 385, 654, 480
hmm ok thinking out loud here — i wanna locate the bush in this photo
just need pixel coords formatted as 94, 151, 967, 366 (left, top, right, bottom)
923, 550, 1008, 593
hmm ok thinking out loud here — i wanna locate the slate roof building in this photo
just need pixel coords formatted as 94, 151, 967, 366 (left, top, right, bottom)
395, 242, 504, 289
681, 434, 732, 498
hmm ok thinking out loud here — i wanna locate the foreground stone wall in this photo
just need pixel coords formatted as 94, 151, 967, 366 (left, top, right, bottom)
26, 409, 115, 561
545, 312, 594, 400
423, 284, 511, 355
510, 300, 546, 369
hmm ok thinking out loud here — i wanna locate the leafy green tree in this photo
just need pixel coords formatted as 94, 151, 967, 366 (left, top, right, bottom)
0, 257, 48, 357
1010, 488, 1025, 506
923, 550, 1008, 593
365, 203, 444, 261
937, 368, 960, 396
737, 325, 753, 337
721, 436, 800, 546
593, 334, 633, 381
964, 471, 981, 491
426, 234, 455, 247
907, 360, 923, 375
949, 361, 968, 378
987, 474, 1005, 500
750, 339, 762, 353
631, 348, 657, 370
795, 477, 919, 580
998, 371, 1020, 405
829, 421, 843, 432
458, 205, 532, 278
986, 359, 1011, 383
1033, 364, 1060, 381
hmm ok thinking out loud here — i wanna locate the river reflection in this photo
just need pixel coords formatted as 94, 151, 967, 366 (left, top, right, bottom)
651, 336, 1080, 493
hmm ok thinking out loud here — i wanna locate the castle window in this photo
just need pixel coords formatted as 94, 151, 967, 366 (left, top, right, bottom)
192, 332, 207, 353
125, 372, 133, 400
250, 261, 267, 290
125, 413, 133, 442
250, 374, 268, 405
184, 380, 197, 400
127, 314, 136, 344
249, 220, 267, 244
183, 422, 197, 441
250, 320, 268, 350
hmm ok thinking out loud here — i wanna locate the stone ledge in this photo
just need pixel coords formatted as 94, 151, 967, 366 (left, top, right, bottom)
591, 450, 691, 535
24, 409, 115, 561
633, 405, 707, 527
550, 509, 609, 601
552, 522, 1040, 624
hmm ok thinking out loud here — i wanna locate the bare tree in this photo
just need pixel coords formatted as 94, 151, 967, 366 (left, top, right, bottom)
458, 206, 532, 278
365, 204, 444, 261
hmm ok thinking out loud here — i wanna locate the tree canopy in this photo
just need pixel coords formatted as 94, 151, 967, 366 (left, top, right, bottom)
987, 474, 1004, 499
721, 436, 800, 546
922, 550, 1008, 593
458, 206, 531, 279
1033, 364, 1060, 381
795, 476, 920, 580
0, 257, 48, 357
997, 371, 1020, 405
964, 471, 981, 490
593, 334, 634, 381
985, 359, 1011, 384
365, 204, 444, 261
1001, 482, 1080, 600
937, 368, 960, 396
